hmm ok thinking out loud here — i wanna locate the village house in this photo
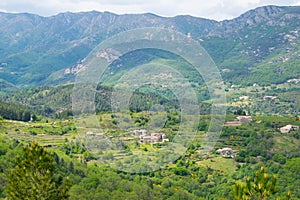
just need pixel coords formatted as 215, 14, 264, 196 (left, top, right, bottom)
263, 96, 277, 100
139, 132, 169, 143
216, 147, 237, 158
239, 96, 249, 101
287, 78, 300, 84
236, 116, 252, 122
133, 129, 147, 136
86, 132, 104, 137
279, 124, 299, 133
161, 133, 169, 142
86, 132, 95, 137
140, 135, 160, 143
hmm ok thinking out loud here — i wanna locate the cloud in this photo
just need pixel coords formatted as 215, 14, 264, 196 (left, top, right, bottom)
0, 0, 299, 20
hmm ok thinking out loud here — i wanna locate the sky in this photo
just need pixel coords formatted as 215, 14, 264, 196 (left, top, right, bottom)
0, 0, 300, 21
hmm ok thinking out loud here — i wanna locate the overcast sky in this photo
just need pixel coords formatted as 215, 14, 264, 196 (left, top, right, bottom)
0, 0, 300, 21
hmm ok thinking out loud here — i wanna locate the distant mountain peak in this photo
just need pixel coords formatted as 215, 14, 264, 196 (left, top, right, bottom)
0, 5, 299, 89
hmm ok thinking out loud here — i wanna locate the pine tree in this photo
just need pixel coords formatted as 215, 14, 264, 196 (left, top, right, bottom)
233, 166, 291, 200
5, 142, 70, 200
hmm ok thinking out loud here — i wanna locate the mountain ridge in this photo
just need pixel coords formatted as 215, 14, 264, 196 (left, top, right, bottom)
0, 5, 299, 91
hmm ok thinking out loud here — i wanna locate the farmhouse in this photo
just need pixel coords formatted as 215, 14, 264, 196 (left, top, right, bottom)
86, 132, 104, 137
161, 133, 169, 142
216, 147, 237, 158
86, 132, 95, 137
263, 96, 277, 100
139, 132, 169, 143
287, 78, 300, 84
133, 129, 147, 136
140, 135, 160, 143
236, 116, 252, 122
239, 96, 249, 101
279, 124, 299, 133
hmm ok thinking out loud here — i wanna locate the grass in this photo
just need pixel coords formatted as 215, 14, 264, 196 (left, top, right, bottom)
0, 119, 76, 146
272, 133, 300, 152
196, 156, 237, 174
1, 110, 298, 174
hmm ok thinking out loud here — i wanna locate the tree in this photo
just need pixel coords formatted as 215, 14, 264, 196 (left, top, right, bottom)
234, 109, 246, 116
5, 142, 70, 200
233, 166, 281, 200
0, 102, 31, 122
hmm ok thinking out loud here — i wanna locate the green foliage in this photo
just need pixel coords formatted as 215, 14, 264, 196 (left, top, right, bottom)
2, 84, 188, 117
5, 142, 70, 200
62, 140, 88, 156
0, 32, 299, 197
1, 85, 73, 117
234, 166, 279, 200
0, 101, 31, 122
0, 6, 299, 93
0, 99, 299, 199
277, 158, 300, 199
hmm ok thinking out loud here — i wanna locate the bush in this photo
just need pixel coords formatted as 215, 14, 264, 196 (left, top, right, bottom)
272, 153, 286, 164
173, 167, 189, 176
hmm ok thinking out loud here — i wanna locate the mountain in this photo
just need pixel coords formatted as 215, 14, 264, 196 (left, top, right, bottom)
0, 5, 299, 90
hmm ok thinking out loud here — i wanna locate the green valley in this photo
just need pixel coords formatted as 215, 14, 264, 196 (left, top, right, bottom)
0, 4, 299, 200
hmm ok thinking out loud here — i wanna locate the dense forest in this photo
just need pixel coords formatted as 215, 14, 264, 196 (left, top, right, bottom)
0, 84, 212, 119
0, 101, 32, 122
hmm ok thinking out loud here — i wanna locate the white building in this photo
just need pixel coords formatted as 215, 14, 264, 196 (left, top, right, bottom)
239, 96, 249, 101
279, 125, 299, 133
216, 147, 237, 158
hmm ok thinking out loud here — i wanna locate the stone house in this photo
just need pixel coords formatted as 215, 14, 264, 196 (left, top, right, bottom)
86, 132, 95, 137
139, 132, 169, 143
279, 124, 299, 133
133, 129, 147, 136
216, 147, 237, 158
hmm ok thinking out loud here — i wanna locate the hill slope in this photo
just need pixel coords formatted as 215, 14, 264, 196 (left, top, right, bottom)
0, 5, 299, 89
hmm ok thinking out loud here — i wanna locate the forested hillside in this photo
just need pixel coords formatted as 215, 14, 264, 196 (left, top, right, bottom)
0, 5, 299, 89
0, 101, 32, 121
